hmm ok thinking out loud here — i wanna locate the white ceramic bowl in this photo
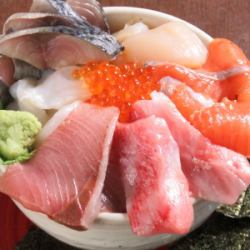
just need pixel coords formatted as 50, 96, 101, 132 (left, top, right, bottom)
16, 6, 217, 250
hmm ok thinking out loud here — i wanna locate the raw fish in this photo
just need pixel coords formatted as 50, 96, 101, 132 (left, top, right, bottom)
10, 66, 90, 111
3, 13, 75, 33
160, 76, 214, 120
161, 78, 250, 156
37, 101, 80, 144
204, 38, 250, 102
0, 26, 122, 69
191, 99, 250, 156
10, 79, 49, 124
0, 103, 119, 228
115, 116, 193, 235
30, 0, 109, 31
122, 22, 208, 68
149, 62, 250, 101
132, 92, 250, 204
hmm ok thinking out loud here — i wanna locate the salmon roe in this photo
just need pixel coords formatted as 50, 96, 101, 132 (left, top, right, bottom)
73, 62, 160, 122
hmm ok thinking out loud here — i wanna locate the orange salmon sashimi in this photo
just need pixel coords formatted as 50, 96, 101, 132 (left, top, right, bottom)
204, 38, 250, 102
160, 77, 214, 120
152, 63, 222, 101
191, 99, 250, 156
161, 78, 250, 156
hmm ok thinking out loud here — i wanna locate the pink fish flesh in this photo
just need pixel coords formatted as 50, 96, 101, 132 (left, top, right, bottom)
0, 103, 119, 229
114, 116, 193, 235
132, 92, 250, 204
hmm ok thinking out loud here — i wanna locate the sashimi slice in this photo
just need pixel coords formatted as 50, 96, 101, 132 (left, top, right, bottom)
131, 92, 250, 204
37, 101, 81, 144
67, 0, 109, 31
204, 38, 250, 102
0, 103, 119, 228
115, 116, 193, 235
190, 99, 250, 156
160, 76, 214, 120
30, 0, 109, 30
0, 26, 122, 69
10, 66, 90, 110
160, 77, 250, 156
150, 63, 222, 101
3, 13, 75, 34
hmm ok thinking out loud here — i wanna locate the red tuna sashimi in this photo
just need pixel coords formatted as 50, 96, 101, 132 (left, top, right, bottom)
132, 92, 250, 204
0, 103, 119, 228
115, 116, 193, 235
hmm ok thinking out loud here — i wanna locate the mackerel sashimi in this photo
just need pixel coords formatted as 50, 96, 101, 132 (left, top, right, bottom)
115, 116, 193, 235
0, 103, 119, 228
132, 92, 250, 204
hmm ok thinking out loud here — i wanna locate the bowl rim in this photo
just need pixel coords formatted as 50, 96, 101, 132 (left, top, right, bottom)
16, 6, 214, 226
95, 6, 213, 223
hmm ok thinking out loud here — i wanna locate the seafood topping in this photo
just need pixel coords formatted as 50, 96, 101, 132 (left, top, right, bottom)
0, 26, 122, 70
3, 12, 75, 34
115, 116, 193, 235
30, 0, 109, 31
132, 92, 250, 204
0, 103, 119, 228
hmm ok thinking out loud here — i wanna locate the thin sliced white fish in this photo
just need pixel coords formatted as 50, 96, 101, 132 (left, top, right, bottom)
10, 78, 49, 124
10, 66, 90, 111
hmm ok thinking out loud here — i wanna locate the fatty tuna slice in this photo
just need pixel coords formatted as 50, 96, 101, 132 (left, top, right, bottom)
115, 116, 193, 235
0, 103, 119, 229
132, 92, 250, 204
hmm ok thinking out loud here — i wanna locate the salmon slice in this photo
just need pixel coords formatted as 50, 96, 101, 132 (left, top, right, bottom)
161, 78, 250, 156
151, 63, 222, 101
132, 92, 250, 204
160, 76, 214, 120
204, 38, 250, 102
0, 103, 119, 229
191, 99, 250, 156
115, 116, 193, 235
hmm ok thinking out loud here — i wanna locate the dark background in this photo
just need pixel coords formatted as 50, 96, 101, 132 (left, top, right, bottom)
0, 0, 249, 56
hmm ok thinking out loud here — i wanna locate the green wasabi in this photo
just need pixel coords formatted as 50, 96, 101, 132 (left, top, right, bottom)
0, 110, 41, 165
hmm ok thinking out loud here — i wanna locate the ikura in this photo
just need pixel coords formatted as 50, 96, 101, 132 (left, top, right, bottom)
73, 62, 160, 122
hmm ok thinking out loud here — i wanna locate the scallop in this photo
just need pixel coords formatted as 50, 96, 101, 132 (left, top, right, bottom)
122, 21, 208, 68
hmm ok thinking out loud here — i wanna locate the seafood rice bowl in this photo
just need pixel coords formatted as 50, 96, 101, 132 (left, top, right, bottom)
0, 2, 250, 250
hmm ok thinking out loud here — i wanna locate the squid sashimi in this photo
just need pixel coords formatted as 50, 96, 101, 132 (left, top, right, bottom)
161, 78, 250, 156
10, 66, 90, 111
115, 116, 193, 235
132, 92, 250, 204
204, 38, 250, 102
122, 22, 208, 68
0, 103, 119, 228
